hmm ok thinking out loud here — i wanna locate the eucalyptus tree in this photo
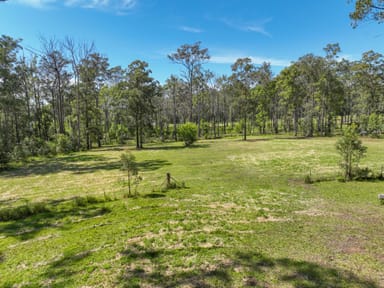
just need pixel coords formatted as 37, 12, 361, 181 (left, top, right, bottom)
350, 0, 384, 27
125, 60, 158, 149
337, 59, 358, 127
78, 52, 109, 149
276, 63, 306, 135
168, 42, 210, 122
230, 57, 258, 140
252, 62, 276, 134
64, 37, 95, 150
164, 75, 183, 140
0, 35, 22, 165
40, 38, 70, 135
353, 50, 384, 116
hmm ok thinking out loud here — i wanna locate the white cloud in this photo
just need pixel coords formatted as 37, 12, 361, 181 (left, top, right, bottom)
14, 0, 56, 8
210, 54, 291, 67
14, 0, 137, 11
179, 26, 203, 33
221, 17, 272, 37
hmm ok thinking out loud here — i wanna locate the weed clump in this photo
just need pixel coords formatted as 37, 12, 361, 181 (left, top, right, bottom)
72, 195, 111, 207
0, 202, 50, 221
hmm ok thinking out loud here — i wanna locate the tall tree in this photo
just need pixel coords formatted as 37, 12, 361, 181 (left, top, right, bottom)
125, 60, 158, 149
164, 75, 182, 141
168, 42, 210, 122
230, 57, 257, 140
78, 52, 109, 149
64, 37, 95, 150
0, 35, 22, 166
40, 38, 70, 135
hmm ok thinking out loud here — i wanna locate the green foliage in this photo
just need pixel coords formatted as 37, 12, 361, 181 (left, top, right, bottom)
0, 202, 49, 221
336, 124, 367, 181
367, 113, 383, 137
201, 120, 210, 139
109, 124, 127, 144
350, 0, 384, 27
120, 152, 139, 196
178, 122, 198, 146
72, 195, 105, 207
56, 134, 73, 154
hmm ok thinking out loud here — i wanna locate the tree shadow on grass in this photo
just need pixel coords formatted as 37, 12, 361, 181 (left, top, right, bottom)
117, 244, 379, 288
137, 159, 171, 172
0, 155, 120, 177
43, 249, 93, 287
142, 193, 166, 199
0, 200, 111, 241
235, 252, 378, 287
1, 153, 172, 178
118, 244, 232, 288
142, 143, 210, 151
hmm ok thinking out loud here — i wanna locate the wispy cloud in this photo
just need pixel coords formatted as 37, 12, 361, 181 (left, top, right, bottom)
14, 0, 56, 8
14, 0, 137, 12
179, 26, 203, 33
210, 53, 291, 67
221, 18, 272, 37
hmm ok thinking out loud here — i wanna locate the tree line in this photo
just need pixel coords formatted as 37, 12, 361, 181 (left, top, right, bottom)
1, 35, 384, 166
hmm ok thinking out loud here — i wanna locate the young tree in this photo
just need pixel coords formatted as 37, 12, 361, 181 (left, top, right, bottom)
120, 152, 138, 197
336, 124, 367, 181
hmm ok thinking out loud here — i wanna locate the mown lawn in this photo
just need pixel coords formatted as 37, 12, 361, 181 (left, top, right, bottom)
0, 136, 383, 287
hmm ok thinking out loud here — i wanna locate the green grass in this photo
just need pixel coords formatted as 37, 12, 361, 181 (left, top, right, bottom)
1, 137, 383, 287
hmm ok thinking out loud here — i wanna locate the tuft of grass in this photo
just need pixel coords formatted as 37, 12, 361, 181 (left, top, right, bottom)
0, 201, 50, 221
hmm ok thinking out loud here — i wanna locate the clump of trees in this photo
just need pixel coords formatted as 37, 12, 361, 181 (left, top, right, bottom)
2, 34, 384, 167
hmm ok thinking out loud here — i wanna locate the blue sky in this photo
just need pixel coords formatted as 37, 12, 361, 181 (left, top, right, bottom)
1, 0, 384, 83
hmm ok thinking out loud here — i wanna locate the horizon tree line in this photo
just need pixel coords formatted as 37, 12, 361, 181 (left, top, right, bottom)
1, 34, 384, 166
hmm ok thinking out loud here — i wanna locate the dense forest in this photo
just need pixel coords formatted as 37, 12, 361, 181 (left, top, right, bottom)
1, 34, 384, 166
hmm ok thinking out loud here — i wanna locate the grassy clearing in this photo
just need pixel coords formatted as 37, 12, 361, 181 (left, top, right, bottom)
0, 136, 383, 287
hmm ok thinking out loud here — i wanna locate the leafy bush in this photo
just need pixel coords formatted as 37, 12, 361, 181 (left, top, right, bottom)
0, 150, 10, 168
336, 124, 367, 181
56, 134, 73, 154
12, 144, 28, 163
72, 195, 107, 207
178, 122, 198, 146
368, 113, 383, 138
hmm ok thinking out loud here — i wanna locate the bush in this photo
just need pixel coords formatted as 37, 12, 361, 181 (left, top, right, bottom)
12, 144, 28, 163
336, 124, 367, 181
368, 113, 383, 138
56, 134, 73, 154
178, 122, 198, 146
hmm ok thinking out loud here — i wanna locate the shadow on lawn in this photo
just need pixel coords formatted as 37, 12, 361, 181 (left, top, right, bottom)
142, 143, 210, 151
117, 244, 379, 288
0, 200, 111, 241
0, 155, 171, 177
43, 249, 94, 287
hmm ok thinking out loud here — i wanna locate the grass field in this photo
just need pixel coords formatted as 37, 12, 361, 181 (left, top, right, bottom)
1, 136, 384, 287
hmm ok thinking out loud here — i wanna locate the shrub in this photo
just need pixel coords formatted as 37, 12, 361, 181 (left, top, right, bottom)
56, 134, 73, 154
12, 144, 28, 163
0, 202, 50, 221
336, 124, 367, 181
368, 113, 383, 138
178, 122, 198, 146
